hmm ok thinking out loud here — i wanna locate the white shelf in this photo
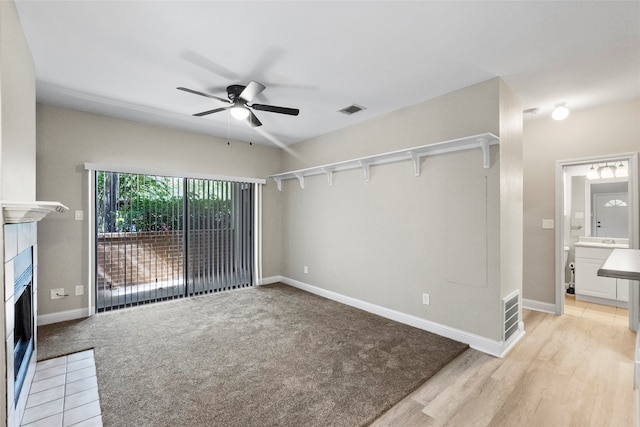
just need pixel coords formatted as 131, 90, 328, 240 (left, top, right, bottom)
269, 133, 499, 190
2, 201, 69, 223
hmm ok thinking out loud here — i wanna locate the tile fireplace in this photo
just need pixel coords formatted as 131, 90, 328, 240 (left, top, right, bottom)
2, 202, 67, 427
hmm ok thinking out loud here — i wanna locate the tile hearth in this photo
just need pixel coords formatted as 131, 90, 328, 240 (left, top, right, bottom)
20, 350, 102, 427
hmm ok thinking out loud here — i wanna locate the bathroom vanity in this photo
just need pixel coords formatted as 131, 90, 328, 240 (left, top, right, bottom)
574, 237, 629, 307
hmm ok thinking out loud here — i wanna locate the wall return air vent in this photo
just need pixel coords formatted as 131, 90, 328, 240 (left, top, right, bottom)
338, 104, 366, 115
503, 290, 520, 342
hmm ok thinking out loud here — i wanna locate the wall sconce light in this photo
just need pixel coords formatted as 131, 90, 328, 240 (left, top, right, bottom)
551, 104, 570, 120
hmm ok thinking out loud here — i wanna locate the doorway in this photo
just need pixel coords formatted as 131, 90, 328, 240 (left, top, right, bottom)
555, 153, 639, 330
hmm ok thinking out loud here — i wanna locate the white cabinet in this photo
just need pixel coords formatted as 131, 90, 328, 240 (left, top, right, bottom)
617, 278, 629, 302
575, 256, 617, 299
575, 245, 628, 304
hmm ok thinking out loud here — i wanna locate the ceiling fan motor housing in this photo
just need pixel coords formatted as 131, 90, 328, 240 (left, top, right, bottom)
227, 85, 246, 102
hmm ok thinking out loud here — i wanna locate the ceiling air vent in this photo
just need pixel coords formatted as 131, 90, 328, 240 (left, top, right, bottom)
338, 104, 366, 115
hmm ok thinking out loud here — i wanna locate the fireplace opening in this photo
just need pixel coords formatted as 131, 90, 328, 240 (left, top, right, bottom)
13, 248, 34, 401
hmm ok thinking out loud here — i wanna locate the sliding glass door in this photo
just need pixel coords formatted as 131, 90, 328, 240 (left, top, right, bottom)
186, 179, 254, 294
95, 171, 254, 311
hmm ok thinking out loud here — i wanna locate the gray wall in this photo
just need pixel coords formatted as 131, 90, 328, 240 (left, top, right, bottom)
523, 98, 640, 304
1, 0, 36, 201
0, 1, 37, 422
279, 78, 522, 341
35, 105, 282, 316
36, 79, 524, 345
498, 80, 524, 304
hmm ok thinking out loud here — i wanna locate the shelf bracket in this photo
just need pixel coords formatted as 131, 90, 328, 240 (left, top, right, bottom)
408, 151, 421, 177
321, 167, 334, 186
359, 160, 371, 182
293, 172, 305, 189
273, 177, 283, 192
479, 138, 491, 169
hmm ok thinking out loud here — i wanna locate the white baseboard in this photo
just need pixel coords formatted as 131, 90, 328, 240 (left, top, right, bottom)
522, 298, 556, 314
259, 275, 285, 286
279, 276, 522, 358
575, 293, 628, 309
38, 308, 89, 326
37, 278, 525, 358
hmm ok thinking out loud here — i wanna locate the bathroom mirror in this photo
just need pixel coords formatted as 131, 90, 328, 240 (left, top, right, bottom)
585, 178, 628, 238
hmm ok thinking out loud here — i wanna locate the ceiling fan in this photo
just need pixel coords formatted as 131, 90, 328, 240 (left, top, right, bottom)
177, 81, 299, 127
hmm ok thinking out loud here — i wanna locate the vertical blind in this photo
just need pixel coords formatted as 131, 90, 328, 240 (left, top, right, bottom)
95, 170, 257, 311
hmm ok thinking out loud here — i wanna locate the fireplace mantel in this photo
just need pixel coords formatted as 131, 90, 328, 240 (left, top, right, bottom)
1, 201, 68, 224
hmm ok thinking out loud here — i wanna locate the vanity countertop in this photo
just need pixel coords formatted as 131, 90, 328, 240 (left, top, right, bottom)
573, 242, 629, 249
574, 241, 629, 249
597, 249, 640, 281
574, 236, 629, 249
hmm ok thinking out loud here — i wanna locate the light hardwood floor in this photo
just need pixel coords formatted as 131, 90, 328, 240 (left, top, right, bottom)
564, 293, 629, 327
372, 306, 637, 427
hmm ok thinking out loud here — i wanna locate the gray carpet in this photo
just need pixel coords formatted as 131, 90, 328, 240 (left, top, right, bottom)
38, 283, 468, 426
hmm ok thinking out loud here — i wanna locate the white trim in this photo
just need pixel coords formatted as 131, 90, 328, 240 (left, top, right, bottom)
280, 276, 524, 358
522, 298, 556, 314
84, 162, 266, 185
253, 184, 263, 286
575, 293, 628, 309
259, 275, 284, 286
88, 169, 96, 317
37, 308, 88, 326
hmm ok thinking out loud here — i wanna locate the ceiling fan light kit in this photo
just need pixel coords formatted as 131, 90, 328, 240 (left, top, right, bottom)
230, 105, 250, 120
177, 81, 299, 129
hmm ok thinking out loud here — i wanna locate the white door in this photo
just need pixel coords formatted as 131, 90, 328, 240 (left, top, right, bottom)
593, 192, 628, 238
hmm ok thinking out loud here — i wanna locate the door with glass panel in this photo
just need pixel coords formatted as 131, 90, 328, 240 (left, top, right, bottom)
95, 171, 254, 311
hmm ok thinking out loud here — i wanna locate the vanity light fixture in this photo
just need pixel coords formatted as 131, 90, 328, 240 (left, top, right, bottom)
587, 165, 600, 180
615, 162, 628, 177
587, 162, 628, 180
551, 103, 570, 121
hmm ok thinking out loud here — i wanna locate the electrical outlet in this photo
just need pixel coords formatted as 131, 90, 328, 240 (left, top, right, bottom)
50, 288, 66, 300
75, 285, 84, 296
422, 293, 430, 305
304, 265, 309, 274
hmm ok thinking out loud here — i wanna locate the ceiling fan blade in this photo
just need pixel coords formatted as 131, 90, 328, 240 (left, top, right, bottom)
246, 110, 262, 128
239, 81, 266, 102
177, 87, 230, 104
193, 106, 229, 117
251, 103, 300, 116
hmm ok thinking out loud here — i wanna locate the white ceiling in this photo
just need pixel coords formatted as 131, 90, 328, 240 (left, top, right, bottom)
15, 1, 640, 148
